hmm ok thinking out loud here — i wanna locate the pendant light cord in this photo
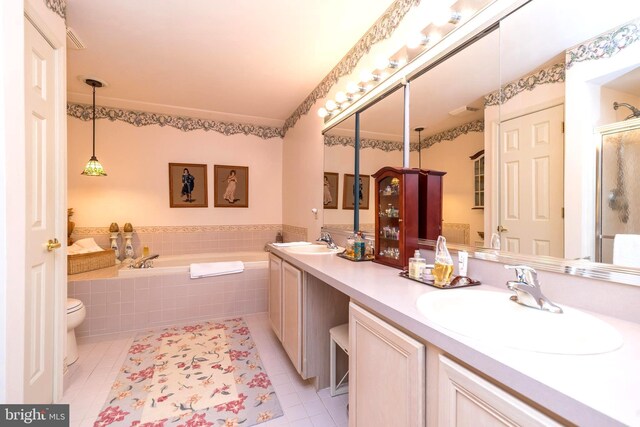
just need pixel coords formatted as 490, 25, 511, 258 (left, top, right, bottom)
92, 83, 96, 157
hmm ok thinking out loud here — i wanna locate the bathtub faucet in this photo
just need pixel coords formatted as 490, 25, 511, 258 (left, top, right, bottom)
130, 254, 159, 269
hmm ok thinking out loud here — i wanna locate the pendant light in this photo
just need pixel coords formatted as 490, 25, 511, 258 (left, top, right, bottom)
81, 78, 107, 176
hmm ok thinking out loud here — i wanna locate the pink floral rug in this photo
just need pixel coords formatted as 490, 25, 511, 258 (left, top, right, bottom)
94, 317, 283, 427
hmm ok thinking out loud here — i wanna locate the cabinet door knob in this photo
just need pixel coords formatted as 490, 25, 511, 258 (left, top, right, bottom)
47, 238, 61, 251
497, 225, 508, 233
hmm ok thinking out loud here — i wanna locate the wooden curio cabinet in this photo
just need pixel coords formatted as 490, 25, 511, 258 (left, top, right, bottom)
418, 170, 446, 241
373, 167, 420, 269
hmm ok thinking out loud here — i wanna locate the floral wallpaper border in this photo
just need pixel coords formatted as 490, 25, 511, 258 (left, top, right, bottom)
420, 119, 485, 149
44, 0, 66, 20
74, 224, 282, 235
484, 63, 565, 107
282, 0, 420, 134
324, 135, 404, 152
324, 120, 484, 152
67, 103, 284, 140
566, 19, 640, 69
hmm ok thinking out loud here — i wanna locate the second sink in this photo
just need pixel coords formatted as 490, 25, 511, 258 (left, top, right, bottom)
416, 289, 623, 355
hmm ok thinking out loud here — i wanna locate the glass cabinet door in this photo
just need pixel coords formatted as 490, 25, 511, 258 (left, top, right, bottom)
376, 174, 403, 266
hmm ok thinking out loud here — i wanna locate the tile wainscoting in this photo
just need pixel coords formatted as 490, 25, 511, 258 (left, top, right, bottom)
68, 266, 268, 338
282, 224, 308, 243
72, 224, 282, 258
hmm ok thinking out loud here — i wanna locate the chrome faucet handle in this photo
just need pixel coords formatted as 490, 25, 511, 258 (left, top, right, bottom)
504, 265, 563, 314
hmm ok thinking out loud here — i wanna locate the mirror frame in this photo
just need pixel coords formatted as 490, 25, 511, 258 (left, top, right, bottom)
322, 0, 640, 286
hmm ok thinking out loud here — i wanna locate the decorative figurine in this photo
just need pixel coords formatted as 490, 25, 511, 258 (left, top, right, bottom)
109, 222, 121, 264
123, 223, 135, 263
67, 208, 75, 246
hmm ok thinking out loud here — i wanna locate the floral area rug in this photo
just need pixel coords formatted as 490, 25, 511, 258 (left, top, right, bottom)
94, 317, 283, 427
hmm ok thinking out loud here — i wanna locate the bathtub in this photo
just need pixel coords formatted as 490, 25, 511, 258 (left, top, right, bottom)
118, 251, 269, 277
68, 251, 269, 338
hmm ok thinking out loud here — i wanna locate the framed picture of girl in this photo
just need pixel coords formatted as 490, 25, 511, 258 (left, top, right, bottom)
343, 174, 370, 210
323, 172, 339, 209
214, 165, 249, 207
168, 163, 208, 208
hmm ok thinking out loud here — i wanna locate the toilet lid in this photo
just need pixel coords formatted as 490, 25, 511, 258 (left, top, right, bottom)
67, 298, 83, 313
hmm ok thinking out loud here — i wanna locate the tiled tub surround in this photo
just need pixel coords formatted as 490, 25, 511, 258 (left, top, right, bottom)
71, 224, 282, 259
68, 253, 269, 338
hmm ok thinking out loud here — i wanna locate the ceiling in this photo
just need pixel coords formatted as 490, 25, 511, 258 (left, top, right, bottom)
66, 0, 394, 123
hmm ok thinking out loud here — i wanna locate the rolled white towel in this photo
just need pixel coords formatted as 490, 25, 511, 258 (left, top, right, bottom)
68, 238, 105, 255
190, 261, 244, 279
271, 241, 312, 247
613, 234, 640, 268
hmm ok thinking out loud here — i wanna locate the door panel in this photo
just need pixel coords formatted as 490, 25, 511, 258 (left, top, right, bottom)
499, 105, 564, 257
24, 17, 56, 403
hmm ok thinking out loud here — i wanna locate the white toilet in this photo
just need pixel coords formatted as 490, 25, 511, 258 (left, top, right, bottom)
66, 298, 86, 365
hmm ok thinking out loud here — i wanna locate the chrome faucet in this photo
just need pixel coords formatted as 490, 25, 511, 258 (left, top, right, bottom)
504, 265, 563, 313
130, 254, 159, 269
316, 231, 338, 249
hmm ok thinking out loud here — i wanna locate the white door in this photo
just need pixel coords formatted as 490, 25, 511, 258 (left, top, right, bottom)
24, 17, 58, 403
499, 104, 564, 257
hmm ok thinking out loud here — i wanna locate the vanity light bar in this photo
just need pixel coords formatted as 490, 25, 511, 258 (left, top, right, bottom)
317, 4, 469, 120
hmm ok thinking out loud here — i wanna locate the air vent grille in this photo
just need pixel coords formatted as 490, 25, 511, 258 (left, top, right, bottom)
66, 27, 85, 50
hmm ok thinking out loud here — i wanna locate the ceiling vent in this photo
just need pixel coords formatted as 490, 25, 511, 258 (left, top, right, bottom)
66, 27, 86, 50
448, 106, 479, 117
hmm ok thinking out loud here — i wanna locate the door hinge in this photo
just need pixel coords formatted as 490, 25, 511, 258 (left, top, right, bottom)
562, 121, 565, 133
562, 207, 565, 218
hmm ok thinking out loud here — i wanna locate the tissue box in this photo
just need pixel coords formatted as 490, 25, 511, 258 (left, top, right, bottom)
67, 249, 116, 275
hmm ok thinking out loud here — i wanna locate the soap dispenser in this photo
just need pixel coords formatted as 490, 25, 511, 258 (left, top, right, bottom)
433, 236, 454, 286
408, 250, 426, 279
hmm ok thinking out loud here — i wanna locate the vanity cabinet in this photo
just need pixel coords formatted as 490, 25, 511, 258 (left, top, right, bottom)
269, 253, 303, 372
282, 261, 303, 372
268, 253, 283, 340
372, 167, 421, 269
434, 353, 562, 426
269, 252, 351, 385
349, 302, 425, 427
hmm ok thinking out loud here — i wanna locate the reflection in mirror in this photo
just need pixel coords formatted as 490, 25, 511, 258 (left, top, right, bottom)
497, 1, 640, 268
323, 87, 404, 233
409, 28, 500, 248
323, 114, 356, 230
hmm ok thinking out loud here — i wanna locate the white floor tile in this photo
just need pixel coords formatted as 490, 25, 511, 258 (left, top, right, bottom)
290, 418, 314, 427
285, 404, 308, 421
279, 391, 302, 409
303, 399, 329, 417
310, 412, 337, 427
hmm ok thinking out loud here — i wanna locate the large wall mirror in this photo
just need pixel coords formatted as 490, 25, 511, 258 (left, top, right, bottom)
323, 0, 640, 283
324, 86, 405, 233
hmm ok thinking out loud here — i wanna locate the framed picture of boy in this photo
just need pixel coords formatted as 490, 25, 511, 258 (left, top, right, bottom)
168, 163, 208, 208
343, 174, 370, 210
214, 165, 249, 207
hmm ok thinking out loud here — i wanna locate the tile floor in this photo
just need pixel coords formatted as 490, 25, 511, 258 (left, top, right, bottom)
62, 312, 349, 427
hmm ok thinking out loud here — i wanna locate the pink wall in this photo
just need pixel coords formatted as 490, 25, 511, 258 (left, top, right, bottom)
68, 117, 283, 228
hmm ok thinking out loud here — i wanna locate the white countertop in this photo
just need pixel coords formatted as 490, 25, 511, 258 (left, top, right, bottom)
270, 245, 640, 427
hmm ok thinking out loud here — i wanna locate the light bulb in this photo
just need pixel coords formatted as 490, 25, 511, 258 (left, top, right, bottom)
360, 70, 373, 82
318, 107, 328, 118
396, 57, 408, 68
429, 31, 442, 44
341, 101, 351, 110
326, 100, 337, 111
432, 5, 453, 26
346, 81, 360, 94
407, 33, 428, 49
335, 91, 347, 103
374, 55, 390, 70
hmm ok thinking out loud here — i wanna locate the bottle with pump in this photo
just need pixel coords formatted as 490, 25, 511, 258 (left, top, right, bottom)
346, 233, 355, 259
433, 236, 454, 286
408, 250, 426, 279
354, 232, 366, 260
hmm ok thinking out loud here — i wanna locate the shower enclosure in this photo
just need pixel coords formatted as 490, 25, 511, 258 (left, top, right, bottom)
596, 117, 640, 263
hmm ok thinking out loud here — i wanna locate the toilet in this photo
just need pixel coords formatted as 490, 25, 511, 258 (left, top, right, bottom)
66, 298, 86, 365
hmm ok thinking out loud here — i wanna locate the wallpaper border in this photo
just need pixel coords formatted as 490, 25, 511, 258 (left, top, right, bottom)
484, 63, 565, 107
566, 19, 640, 69
44, 0, 66, 20
67, 103, 285, 140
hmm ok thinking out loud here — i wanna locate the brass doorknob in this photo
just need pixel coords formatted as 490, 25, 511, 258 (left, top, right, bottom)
47, 238, 61, 251
497, 225, 508, 233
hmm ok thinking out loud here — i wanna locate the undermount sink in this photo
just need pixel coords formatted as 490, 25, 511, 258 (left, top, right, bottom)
284, 244, 343, 255
416, 289, 623, 355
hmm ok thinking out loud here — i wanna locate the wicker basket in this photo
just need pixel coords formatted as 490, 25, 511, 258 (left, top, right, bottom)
67, 249, 116, 275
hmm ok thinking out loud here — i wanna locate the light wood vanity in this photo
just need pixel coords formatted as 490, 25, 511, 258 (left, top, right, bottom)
268, 245, 640, 427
